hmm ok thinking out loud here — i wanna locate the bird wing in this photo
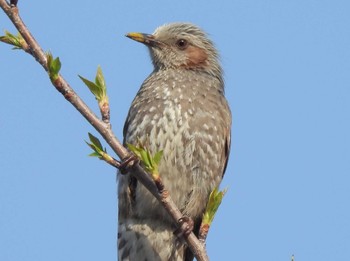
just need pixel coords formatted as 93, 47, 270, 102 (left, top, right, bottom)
222, 125, 231, 178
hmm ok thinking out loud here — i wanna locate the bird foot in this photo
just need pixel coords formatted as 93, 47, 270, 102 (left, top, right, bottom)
119, 154, 139, 174
174, 216, 194, 238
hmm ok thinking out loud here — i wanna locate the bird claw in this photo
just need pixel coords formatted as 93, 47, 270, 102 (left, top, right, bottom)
174, 216, 194, 238
119, 154, 139, 174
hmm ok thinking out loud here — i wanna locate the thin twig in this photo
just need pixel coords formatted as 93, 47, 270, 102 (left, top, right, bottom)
0, 1, 209, 260
104, 156, 121, 169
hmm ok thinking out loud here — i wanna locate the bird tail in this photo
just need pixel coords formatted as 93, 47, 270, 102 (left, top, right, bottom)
118, 219, 186, 261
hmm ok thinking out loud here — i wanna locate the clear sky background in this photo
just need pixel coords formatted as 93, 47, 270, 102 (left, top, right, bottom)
1, 0, 349, 260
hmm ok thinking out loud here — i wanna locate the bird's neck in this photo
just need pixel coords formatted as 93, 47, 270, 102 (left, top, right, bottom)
151, 67, 224, 93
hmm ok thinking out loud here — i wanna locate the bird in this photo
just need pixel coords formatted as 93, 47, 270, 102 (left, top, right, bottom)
118, 22, 231, 261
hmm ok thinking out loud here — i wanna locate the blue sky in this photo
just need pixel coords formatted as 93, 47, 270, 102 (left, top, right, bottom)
1, 0, 350, 260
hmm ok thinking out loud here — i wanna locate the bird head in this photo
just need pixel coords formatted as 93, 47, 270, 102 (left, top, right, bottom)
126, 23, 222, 81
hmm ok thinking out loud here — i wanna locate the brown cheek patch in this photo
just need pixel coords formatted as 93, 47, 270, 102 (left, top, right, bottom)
184, 46, 208, 68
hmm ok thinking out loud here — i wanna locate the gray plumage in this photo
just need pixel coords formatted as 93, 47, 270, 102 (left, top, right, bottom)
118, 22, 231, 261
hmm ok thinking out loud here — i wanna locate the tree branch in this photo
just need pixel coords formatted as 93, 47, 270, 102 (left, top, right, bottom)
0, 1, 209, 260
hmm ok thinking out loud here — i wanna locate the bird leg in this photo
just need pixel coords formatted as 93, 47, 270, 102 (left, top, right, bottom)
174, 216, 194, 238
119, 153, 139, 174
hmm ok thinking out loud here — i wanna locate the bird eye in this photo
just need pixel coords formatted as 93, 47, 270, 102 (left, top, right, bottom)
176, 39, 188, 50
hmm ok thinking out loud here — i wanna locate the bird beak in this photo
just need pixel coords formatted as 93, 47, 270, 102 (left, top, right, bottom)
126, 32, 162, 48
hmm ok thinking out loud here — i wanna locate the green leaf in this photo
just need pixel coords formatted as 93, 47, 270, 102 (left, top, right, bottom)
153, 150, 163, 165
53, 57, 61, 74
85, 141, 101, 156
85, 133, 117, 165
202, 187, 227, 225
85, 132, 106, 159
126, 142, 163, 178
88, 152, 100, 157
88, 132, 103, 151
127, 143, 142, 158
140, 149, 150, 168
0, 30, 23, 49
46, 52, 61, 81
79, 66, 107, 102
95, 66, 106, 94
79, 75, 102, 99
